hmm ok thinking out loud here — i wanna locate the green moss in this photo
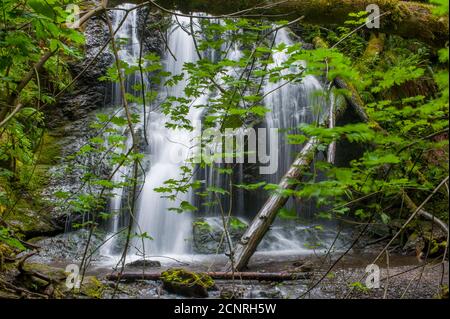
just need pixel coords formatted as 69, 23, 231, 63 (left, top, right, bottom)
22, 263, 67, 282
80, 276, 105, 299
37, 133, 62, 166
160, 268, 215, 289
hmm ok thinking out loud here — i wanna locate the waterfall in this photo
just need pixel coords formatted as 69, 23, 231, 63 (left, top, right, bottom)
263, 29, 326, 186
101, 9, 331, 259
101, 4, 146, 256
256, 28, 330, 251
133, 16, 206, 256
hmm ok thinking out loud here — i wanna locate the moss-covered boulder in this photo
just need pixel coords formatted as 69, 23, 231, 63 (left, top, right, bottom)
57, 275, 106, 299
21, 262, 67, 282
79, 276, 105, 299
160, 268, 215, 298
15, 262, 67, 296
6, 206, 61, 239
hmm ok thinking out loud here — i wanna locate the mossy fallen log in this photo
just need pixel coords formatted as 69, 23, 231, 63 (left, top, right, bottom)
230, 33, 384, 272
111, 0, 448, 47
403, 192, 449, 234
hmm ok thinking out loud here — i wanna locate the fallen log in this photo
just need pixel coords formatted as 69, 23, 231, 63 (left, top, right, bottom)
106, 271, 312, 281
403, 192, 449, 234
231, 95, 348, 271
110, 0, 448, 47
317, 36, 448, 236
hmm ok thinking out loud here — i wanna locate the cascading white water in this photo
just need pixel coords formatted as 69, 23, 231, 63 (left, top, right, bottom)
133, 16, 206, 256
264, 29, 326, 185
258, 28, 330, 252
102, 4, 145, 256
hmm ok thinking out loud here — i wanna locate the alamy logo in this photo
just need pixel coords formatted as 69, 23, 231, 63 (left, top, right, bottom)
366, 4, 381, 29
365, 263, 380, 288
65, 4, 81, 29
65, 264, 81, 289
163, 121, 280, 175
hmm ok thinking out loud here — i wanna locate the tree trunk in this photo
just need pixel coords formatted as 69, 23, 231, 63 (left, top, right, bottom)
231, 96, 348, 271
112, 0, 448, 47
313, 35, 386, 132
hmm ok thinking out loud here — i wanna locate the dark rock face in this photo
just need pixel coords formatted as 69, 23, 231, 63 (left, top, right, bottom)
48, 16, 113, 127
40, 10, 165, 233
137, 8, 166, 56
41, 113, 111, 231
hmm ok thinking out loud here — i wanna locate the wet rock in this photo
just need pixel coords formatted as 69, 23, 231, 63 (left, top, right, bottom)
302, 43, 315, 50
292, 260, 314, 272
40, 11, 166, 232
125, 259, 161, 268
40, 114, 112, 231
47, 16, 113, 126
26, 229, 106, 263
137, 8, 166, 56
192, 217, 247, 254
259, 289, 283, 299
160, 268, 215, 298
220, 286, 245, 299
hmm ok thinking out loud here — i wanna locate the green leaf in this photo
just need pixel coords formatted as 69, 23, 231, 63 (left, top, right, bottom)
28, 0, 56, 19
229, 217, 247, 230
278, 207, 297, 220
180, 201, 198, 212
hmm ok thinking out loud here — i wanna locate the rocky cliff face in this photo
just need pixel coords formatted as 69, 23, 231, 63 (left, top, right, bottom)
48, 16, 113, 127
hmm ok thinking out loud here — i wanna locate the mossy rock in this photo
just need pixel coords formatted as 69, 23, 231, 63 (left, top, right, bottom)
16, 263, 67, 295
160, 268, 215, 298
37, 133, 63, 165
79, 276, 105, 299
22, 263, 67, 282
7, 207, 58, 238
57, 275, 105, 299
435, 285, 449, 299
0, 243, 15, 259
